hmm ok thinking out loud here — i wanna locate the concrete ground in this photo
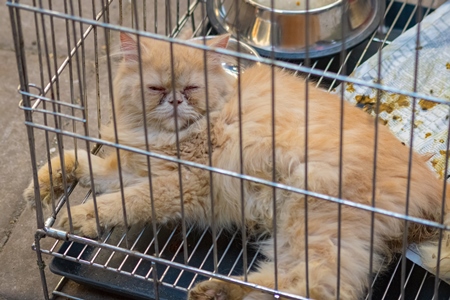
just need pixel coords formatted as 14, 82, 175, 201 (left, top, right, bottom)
0, 1, 186, 299
0, 5, 57, 299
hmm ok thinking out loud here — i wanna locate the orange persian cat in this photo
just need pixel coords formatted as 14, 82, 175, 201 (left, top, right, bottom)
24, 33, 450, 299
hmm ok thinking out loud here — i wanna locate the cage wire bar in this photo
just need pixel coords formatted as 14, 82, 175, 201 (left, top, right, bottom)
7, 0, 450, 299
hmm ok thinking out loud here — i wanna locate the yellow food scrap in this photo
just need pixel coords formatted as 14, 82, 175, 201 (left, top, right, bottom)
431, 158, 439, 167
346, 83, 355, 93
432, 151, 450, 179
396, 95, 410, 107
425, 132, 432, 138
419, 99, 437, 110
362, 106, 372, 113
446, 62, 450, 69
380, 94, 410, 114
392, 115, 402, 122
440, 139, 445, 143
296, 1, 300, 5
431, 158, 445, 179
355, 95, 375, 105
357, 93, 411, 115
413, 120, 423, 128
379, 103, 394, 114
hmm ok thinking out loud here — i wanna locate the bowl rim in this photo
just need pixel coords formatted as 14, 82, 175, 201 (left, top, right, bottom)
207, 0, 384, 59
245, 0, 342, 14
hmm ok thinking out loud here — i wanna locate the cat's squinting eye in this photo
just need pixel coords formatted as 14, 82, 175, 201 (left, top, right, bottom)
183, 86, 199, 92
148, 86, 166, 92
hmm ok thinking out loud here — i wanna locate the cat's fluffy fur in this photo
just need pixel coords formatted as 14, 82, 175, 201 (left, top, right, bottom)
24, 33, 450, 300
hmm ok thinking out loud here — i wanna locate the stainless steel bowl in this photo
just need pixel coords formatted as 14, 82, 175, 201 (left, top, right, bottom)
207, 0, 384, 59
191, 36, 260, 76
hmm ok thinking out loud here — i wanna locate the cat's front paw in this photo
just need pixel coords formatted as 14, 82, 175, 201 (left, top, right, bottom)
188, 279, 247, 300
57, 203, 100, 238
23, 151, 78, 207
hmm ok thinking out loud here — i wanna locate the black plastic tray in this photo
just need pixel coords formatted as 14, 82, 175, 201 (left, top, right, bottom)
50, 225, 262, 300
50, 223, 450, 300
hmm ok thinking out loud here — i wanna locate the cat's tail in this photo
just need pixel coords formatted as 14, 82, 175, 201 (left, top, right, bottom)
416, 197, 450, 282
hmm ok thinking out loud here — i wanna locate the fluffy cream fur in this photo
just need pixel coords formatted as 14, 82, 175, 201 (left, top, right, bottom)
24, 33, 450, 300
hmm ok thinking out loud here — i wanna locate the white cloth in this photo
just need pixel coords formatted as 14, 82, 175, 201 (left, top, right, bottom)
340, 1, 450, 281
341, 1, 450, 179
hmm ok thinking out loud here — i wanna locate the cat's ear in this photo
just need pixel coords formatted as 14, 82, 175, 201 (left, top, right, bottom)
208, 34, 230, 48
207, 34, 230, 65
120, 32, 139, 62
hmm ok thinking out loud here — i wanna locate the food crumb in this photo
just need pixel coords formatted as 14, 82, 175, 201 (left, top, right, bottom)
431, 158, 439, 167
296, 1, 300, 5
419, 99, 437, 110
440, 139, 445, 143
396, 95, 409, 107
425, 132, 431, 138
380, 103, 394, 114
355, 95, 375, 105
446, 62, 450, 69
413, 120, 423, 128
379, 118, 388, 126
392, 115, 402, 122
346, 83, 355, 93
431, 155, 446, 179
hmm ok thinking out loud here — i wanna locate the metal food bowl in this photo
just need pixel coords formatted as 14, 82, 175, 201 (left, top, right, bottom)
206, 0, 385, 59
192, 36, 260, 76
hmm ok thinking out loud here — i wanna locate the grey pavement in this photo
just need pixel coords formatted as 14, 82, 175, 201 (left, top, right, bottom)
0, 3, 109, 300
0, 15, 58, 300
0, 1, 180, 299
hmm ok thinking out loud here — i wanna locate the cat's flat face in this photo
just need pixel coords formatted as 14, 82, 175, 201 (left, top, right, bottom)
138, 48, 212, 132
115, 33, 234, 132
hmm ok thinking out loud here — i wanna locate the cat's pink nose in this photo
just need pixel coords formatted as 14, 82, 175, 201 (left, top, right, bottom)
169, 98, 183, 105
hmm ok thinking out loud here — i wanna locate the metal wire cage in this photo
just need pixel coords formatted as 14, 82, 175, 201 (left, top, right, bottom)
7, 0, 450, 299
